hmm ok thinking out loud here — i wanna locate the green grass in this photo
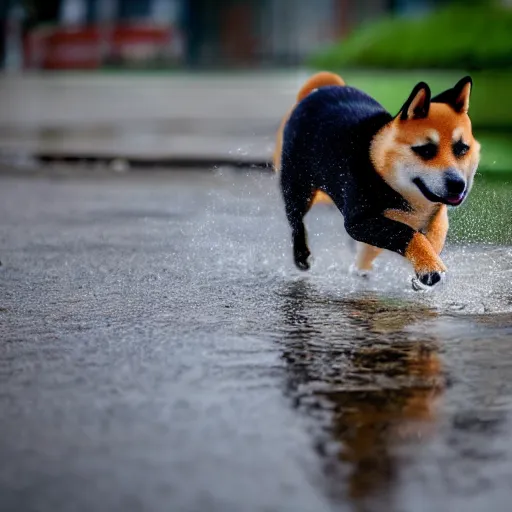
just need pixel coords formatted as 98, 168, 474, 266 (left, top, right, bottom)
309, 4, 512, 71
318, 70, 512, 174
449, 176, 512, 244
308, 2, 512, 132
477, 132, 512, 174
315, 69, 512, 130
302, 66, 512, 242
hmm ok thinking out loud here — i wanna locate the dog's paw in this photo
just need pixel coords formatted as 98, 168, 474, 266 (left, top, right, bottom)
294, 250, 311, 271
411, 271, 445, 292
349, 264, 371, 279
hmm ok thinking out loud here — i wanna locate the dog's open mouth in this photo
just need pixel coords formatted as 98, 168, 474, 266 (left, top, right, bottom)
413, 178, 466, 206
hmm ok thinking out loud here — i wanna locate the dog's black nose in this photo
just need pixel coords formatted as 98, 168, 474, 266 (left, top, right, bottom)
446, 178, 465, 195
444, 171, 466, 196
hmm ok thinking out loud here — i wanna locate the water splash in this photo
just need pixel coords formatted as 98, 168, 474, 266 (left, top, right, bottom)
198, 170, 512, 317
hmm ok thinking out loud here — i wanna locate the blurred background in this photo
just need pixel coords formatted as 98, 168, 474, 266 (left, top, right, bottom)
2, 0, 510, 70
0, 0, 511, 242
1, 5, 511, 512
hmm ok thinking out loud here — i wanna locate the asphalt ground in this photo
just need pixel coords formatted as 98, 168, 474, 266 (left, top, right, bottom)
1, 168, 512, 512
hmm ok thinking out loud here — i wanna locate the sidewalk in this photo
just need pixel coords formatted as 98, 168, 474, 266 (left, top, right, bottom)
0, 71, 311, 167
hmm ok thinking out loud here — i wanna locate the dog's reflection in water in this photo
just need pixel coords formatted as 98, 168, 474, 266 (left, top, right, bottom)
278, 280, 445, 504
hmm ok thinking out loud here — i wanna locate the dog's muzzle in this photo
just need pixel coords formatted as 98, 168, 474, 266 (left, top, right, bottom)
442, 169, 467, 205
413, 169, 467, 206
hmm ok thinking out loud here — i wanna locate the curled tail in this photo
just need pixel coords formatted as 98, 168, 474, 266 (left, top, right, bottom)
296, 71, 346, 103
273, 72, 345, 205
273, 72, 345, 172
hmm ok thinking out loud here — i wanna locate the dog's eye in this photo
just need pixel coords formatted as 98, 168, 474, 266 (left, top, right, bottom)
411, 143, 438, 161
453, 139, 470, 158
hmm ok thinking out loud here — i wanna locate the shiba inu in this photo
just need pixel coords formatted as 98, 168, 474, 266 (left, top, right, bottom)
275, 72, 480, 290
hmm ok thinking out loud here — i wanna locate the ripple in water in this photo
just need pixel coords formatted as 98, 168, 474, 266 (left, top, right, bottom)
200, 170, 512, 316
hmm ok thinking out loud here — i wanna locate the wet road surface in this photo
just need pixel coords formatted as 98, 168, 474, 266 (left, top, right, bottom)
1, 169, 512, 512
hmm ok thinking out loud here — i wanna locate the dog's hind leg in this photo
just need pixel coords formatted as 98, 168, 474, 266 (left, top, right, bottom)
281, 174, 315, 271
352, 243, 383, 277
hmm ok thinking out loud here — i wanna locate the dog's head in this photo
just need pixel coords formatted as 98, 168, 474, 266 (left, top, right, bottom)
371, 77, 480, 207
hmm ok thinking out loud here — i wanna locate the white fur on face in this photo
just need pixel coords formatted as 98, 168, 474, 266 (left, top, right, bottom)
465, 148, 481, 192
394, 162, 466, 199
388, 162, 423, 203
452, 127, 463, 142
413, 129, 440, 146
417, 170, 461, 197
370, 121, 479, 204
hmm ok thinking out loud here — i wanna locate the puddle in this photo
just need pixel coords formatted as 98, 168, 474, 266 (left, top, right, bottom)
0, 169, 511, 512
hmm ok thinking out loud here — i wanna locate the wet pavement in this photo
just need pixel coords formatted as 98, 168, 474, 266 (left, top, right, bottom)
1, 168, 512, 512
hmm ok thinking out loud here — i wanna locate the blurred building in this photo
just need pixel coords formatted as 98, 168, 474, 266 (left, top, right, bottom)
1, 0, 445, 70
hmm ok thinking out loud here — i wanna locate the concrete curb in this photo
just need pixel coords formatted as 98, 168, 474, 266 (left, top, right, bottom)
0, 72, 303, 171
0, 133, 274, 171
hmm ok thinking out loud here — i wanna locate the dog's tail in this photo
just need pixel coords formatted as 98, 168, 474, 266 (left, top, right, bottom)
273, 72, 345, 173
296, 71, 346, 102
273, 72, 345, 205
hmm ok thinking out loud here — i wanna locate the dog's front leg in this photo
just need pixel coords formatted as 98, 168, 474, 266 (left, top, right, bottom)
425, 205, 448, 255
405, 232, 447, 289
345, 215, 447, 290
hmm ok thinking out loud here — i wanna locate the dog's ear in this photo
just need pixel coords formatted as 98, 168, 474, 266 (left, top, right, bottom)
432, 76, 472, 114
399, 82, 431, 121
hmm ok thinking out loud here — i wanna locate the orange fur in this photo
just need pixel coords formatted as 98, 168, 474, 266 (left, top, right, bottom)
356, 244, 383, 272
384, 208, 435, 233
358, 205, 446, 274
383, 205, 448, 256
371, 103, 480, 203
425, 205, 449, 254
273, 107, 293, 173
386, 104, 477, 172
277, 76, 477, 282
370, 102, 479, 246
312, 190, 332, 205
296, 71, 346, 102
405, 232, 447, 275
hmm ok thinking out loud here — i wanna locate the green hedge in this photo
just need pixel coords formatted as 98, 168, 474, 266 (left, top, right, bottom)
449, 176, 512, 244
324, 70, 512, 130
309, 4, 512, 70
329, 71, 512, 176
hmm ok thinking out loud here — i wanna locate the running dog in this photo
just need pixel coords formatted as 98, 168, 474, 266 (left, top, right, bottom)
275, 72, 479, 290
